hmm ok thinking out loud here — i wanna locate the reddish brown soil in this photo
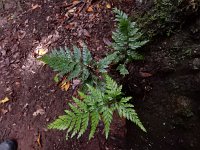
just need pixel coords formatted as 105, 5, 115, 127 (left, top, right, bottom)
0, 0, 129, 149
0, 0, 200, 150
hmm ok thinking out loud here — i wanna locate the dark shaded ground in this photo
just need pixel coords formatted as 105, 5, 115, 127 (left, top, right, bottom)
0, 0, 200, 150
125, 15, 200, 149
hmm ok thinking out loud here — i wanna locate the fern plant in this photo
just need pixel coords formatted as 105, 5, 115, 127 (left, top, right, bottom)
39, 44, 117, 86
48, 75, 146, 140
112, 8, 148, 75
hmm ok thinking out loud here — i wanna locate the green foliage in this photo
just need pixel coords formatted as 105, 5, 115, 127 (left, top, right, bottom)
39, 44, 117, 86
134, 0, 200, 38
112, 8, 148, 75
48, 75, 146, 140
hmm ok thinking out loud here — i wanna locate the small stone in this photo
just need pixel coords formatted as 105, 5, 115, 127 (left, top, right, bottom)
175, 96, 193, 118
192, 58, 200, 70
33, 108, 45, 116
1, 109, 8, 114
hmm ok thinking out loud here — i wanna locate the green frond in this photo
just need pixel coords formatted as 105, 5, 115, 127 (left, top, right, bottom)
97, 52, 118, 73
105, 75, 122, 97
117, 104, 146, 132
112, 8, 149, 75
89, 111, 100, 140
81, 68, 90, 81
102, 107, 113, 139
73, 45, 81, 62
82, 44, 92, 65
113, 8, 128, 21
116, 64, 129, 76
48, 75, 146, 140
67, 64, 81, 80
63, 46, 72, 59
39, 43, 115, 86
38, 49, 73, 75
72, 97, 87, 111
48, 115, 69, 130
77, 112, 89, 138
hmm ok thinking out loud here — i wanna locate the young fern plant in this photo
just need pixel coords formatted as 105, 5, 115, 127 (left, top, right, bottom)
39, 44, 117, 87
112, 8, 149, 75
48, 75, 146, 140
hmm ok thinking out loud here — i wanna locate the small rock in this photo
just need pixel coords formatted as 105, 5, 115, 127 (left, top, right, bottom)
175, 96, 193, 118
192, 58, 200, 70
33, 108, 45, 116
1, 109, 8, 114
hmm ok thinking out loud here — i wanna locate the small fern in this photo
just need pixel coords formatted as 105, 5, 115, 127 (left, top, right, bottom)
112, 8, 148, 75
48, 75, 146, 140
39, 44, 117, 86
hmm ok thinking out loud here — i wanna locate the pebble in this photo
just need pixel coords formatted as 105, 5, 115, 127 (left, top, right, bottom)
192, 58, 200, 70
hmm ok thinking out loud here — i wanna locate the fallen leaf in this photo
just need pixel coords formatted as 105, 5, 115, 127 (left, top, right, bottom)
83, 29, 91, 38
139, 72, 153, 78
72, 79, 81, 89
103, 38, 112, 46
60, 81, 70, 91
86, 6, 93, 12
72, 0, 80, 5
68, 7, 76, 13
65, 22, 77, 30
0, 97, 10, 104
33, 108, 45, 116
106, 3, 111, 9
34, 48, 48, 57
31, 4, 40, 10
1, 109, 8, 114
37, 133, 42, 147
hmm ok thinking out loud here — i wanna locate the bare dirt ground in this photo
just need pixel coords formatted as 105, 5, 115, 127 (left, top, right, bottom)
0, 0, 200, 150
0, 0, 128, 149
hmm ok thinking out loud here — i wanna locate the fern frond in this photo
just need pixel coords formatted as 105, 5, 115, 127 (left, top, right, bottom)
82, 44, 92, 65
77, 112, 89, 138
112, 8, 149, 76
117, 101, 146, 132
113, 8, 128, 21
105, 75, 122, 97
39, 49, 75, 75
73, 45, 81, 62
48, 75, 146, 140
102, 107, 113, 139
116, 64, 129, 76
48, 115, 69, 130
39, 44, 115, 87
68, 64, 81, 80
89, 111, 100, 140
97, 52, 118, 73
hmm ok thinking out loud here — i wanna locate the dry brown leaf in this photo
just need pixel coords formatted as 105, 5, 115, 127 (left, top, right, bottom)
1, 109, 8, 114
60, 81, 70, 91
106, 3, 111, 9
72, 79, 81, 89
86, 6, 93, 12
139, 72, 153, 78
65, 22, 77, 30
103, 38, 112, 46
31, 4, 40, 10
0, 97, 9, 104
68, 7, 76, 13
83, 29, 91, 38
72, 0, 80, 5
37, 133, 42, 147
35, 48, 48, 56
